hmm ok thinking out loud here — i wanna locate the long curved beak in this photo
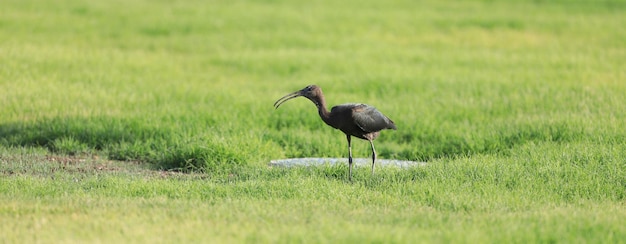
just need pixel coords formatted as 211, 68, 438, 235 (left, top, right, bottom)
274, 91, 301, 109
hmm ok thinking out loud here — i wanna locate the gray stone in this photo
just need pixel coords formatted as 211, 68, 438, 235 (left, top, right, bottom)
269, 158, 426, 168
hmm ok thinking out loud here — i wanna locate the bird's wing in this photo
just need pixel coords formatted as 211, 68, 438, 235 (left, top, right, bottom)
351, 104, 396, 132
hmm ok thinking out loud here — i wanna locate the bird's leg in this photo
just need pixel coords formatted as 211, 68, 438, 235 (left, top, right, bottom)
369, 140, 376, 175
347, 134, 353, 181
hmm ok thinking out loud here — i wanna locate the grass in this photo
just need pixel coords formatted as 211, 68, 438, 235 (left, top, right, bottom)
2, 145, 625, 243
1, 0, 626, 242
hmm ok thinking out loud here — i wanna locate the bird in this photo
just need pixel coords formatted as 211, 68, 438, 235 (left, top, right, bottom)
274, 85, 396, 181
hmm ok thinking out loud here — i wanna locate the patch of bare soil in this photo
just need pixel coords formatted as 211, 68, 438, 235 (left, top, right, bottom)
2, 153, 209, 179
45, 155, 123, 172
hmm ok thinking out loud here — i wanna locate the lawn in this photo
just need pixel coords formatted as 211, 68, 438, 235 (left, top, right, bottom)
1, 0, 625, 242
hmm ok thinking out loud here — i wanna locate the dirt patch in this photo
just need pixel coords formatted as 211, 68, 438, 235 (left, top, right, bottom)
45, 155, 126, 172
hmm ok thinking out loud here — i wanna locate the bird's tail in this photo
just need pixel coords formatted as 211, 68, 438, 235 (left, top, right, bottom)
387, 118, 397, 130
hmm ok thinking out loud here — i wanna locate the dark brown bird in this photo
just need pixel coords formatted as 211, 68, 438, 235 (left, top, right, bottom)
274, 85, 397, 181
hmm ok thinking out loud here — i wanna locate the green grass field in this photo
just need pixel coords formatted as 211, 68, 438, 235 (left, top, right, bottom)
1, 0, 626, 242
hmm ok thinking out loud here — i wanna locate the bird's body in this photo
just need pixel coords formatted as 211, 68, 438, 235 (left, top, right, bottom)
274, 85, 396, 181
325, 103, 396, 140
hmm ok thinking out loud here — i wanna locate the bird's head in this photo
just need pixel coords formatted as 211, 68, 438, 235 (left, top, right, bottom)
274, 85, 323, 109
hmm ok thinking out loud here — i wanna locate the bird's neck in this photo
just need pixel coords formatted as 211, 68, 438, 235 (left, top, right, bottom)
314, 96, 331, 122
